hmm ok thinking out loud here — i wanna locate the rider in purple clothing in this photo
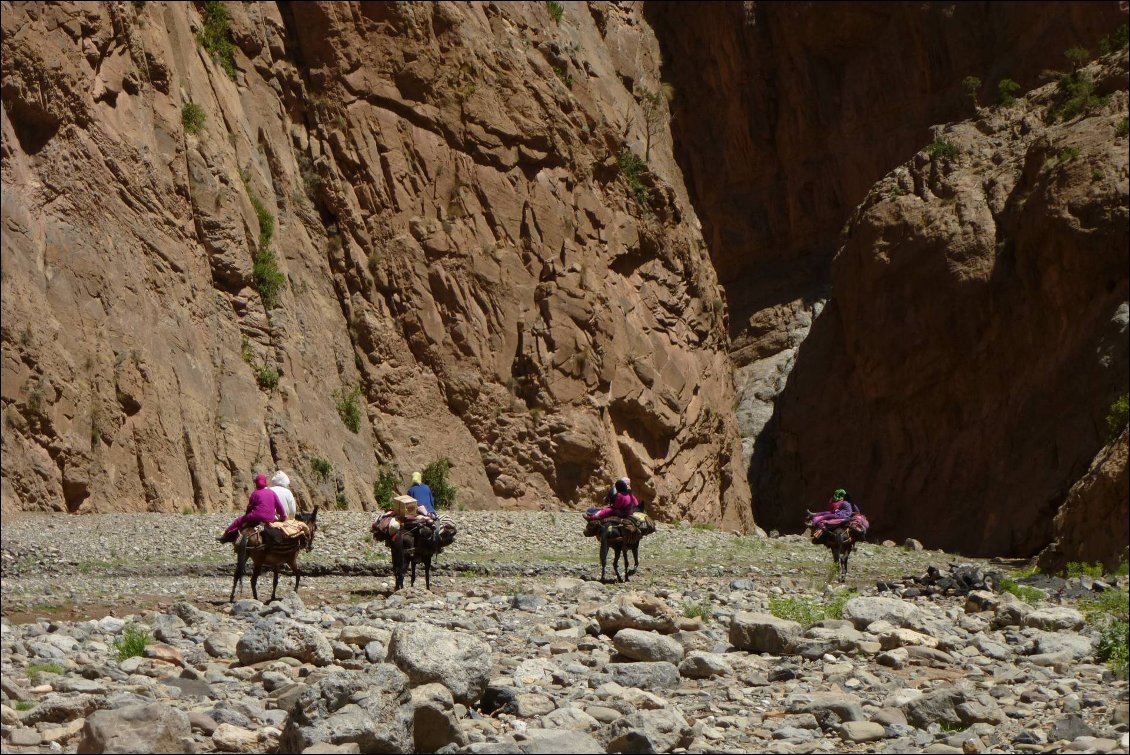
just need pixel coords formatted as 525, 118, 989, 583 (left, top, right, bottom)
218, 473, 287, 543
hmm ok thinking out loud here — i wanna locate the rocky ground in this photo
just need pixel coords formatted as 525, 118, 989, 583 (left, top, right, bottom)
1, 512, 1127, 754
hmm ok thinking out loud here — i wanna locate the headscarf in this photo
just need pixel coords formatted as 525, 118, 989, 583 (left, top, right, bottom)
412, 471, 423, 485
615, 479, 630, 494
254, 473, 269, 488
271, 471, 290, 488
832, 488, 846, 501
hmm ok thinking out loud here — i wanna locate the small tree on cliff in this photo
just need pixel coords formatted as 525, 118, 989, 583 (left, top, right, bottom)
962, 76, 982, 109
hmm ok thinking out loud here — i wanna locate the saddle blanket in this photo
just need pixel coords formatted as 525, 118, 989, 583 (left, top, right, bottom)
267, 520, 311, 539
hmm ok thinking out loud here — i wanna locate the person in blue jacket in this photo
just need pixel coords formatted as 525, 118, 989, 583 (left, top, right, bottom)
408, 471, 436, 515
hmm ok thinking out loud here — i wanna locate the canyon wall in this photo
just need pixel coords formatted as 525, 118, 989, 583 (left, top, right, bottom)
1, 1, 753, 531
755, 54, 1129, 554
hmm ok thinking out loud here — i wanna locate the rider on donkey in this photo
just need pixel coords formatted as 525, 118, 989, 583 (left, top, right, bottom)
808, 488, 853, 531
218, 473, 288, 543
587, 478, 640, 520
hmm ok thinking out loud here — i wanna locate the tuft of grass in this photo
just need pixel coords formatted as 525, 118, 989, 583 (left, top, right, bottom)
27, 662, 65, 684
310, 457, 333, 483
197, 1, 236, 79
181, 102, 206, 135
335, 493, 349, 511
926, 140, 960, 159
1117, 118, 1129, 138
617, 148, 649, 206
113, 624, 153, 661
334, 385, 364, 433
552, 66, 574, 89
14, 700, 36, 711
422, 457, 457, 510
255, 364, 279, 390
1107, 394, 1128, 442
546, 0, 564, 23
682, 598, 713, 621
769, 595, 825, 627
824, 588, 857, 620
1000, 578, 1045, 604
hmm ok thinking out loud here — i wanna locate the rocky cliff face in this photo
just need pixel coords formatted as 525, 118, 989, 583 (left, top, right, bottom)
752, 53, 1129, 555
646, 1, 1128, 471
1, 1, 753, 531
1038, 428, 1129, 574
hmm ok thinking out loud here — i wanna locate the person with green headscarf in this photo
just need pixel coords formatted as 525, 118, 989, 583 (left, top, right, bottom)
407, 471, 436, 516
808, 488, 853, 530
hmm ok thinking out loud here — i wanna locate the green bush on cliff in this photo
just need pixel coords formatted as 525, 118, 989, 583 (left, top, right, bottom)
197, 1, 237, 80
422, 457, 457, 510
925, 140, 959, 159
181, 102, 206, 135
1107, 394, 1129, 442
618, 148, 650, 206
997, 78, 1020, 107
373, 466, 400, 509
546, 1, 564, 23
1052, 70, 1103, 121
334, 385, 364, 433
1098, 24, 1128, 55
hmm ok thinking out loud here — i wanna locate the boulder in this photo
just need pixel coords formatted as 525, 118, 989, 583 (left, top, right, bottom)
77, 703, 194, 754
678, 651, 732, 679
387, 622, 492, 704
612, 629, 685, 664
236, 618, 333, 667
599, 708, 694, 753
277, 667, 413, 754
729, 612, 801, 654
841, 597, 922, 630
609, 662, 681, 691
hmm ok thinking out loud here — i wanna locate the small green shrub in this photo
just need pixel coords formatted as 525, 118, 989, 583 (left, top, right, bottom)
181, 102, 206, 135
1065, 562, 1104, 579
1065, 47, 1091, 70
961, 75, 981, 107
114, 624, 153, 661
1098, 24, 1129, 55
926, 140, 959, 159
253, 248, 285, 310
249, 192, 275, 250
310, 457, 333, 482
335, 493, 349, 510
1108, 394, 1129, 441
691, 522, 716, 531
373, 466, 399, 509
14, 700, 36, 712
255, 364, 279, 390
1117, 118, 1129, 138
552, 66, 574, 89
546, 0, 564, 23
824, 588, 857, 620
682, 599, 713, 621
1093, 169, 1106, 181
1053, 70, 1102, 121
1000, 578, 1045, 604
334, 385, 364, 433
1058, 147, 1081, 162
422, 457, 457, 510
197, 1, 236, 79
617, 148, 649, 206
1082, 588, 1129, 677
997, 78, 1020, 107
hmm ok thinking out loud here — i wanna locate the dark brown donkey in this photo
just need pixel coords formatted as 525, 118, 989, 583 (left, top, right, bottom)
389, 522, 439, 591
584, 518, 642, 583
809, 522, 859, 583
230, 508, 319, 603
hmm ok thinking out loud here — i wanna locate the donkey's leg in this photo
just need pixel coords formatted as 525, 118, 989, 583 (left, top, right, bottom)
270, 567, 281, 603
424, 556, 432, 591
599, 539, 610, 583
293, 556, 301, 595
612, 543, 624, 583
250, 558, 263, 602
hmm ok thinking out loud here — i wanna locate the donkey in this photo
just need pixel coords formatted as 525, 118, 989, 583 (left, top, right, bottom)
389, 521, 441, 591
230, 508, 318, 603
811, 523, 858, 582
585, 518, 642, 583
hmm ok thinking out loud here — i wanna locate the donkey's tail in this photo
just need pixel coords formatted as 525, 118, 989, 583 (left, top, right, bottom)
230, 536, 250, 602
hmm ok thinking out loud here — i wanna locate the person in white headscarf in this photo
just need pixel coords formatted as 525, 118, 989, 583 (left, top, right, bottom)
270, 471, 298, 519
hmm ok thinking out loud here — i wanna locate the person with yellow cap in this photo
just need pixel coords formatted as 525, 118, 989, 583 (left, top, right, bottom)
407, 470, 436, 515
